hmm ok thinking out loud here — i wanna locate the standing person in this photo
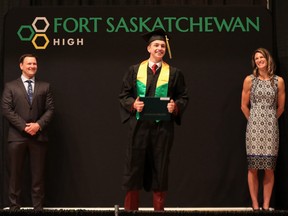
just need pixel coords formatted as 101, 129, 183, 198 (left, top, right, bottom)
241, 48, 285, 211
119, 29, 188, 211
2, 54, 55, 210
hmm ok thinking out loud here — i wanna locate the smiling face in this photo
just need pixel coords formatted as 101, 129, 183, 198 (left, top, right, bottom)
251, 48, 275, 77
254, 52, 268, 71
147, 39, 166, 62
20, 56, 38, 79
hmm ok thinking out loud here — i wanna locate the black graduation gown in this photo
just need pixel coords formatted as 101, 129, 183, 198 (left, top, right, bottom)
119, 62, 188, 192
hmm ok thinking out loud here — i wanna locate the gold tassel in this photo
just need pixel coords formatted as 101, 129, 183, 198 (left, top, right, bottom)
165, 35, 172, 59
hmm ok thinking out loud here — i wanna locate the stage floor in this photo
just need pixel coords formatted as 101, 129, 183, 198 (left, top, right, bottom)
3, 207, 256, 211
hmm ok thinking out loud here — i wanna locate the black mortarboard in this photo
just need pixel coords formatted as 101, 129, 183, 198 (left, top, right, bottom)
142, 28, 172, 59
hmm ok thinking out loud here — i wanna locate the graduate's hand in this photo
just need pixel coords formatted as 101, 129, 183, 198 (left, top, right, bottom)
133, 97, 144, 112
167, 99, 176, 113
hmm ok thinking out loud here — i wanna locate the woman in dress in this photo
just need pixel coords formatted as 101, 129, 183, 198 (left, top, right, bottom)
241, 47, 285, 210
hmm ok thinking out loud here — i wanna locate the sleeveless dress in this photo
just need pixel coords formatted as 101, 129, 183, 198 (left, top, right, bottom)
246, 75, 279, 170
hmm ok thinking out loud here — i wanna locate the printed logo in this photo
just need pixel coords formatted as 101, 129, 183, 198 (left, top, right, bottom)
17, 15, 260, 50
17, 17, 50, 50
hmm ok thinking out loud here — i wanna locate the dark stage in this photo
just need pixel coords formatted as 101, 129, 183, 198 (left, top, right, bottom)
1, 0, 288, 212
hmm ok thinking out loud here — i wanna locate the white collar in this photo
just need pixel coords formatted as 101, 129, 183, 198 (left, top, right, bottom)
148, 60, 162, 68
21, 75, 35, 83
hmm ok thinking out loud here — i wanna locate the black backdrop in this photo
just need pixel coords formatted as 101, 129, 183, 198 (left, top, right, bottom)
0, 0, 287, 211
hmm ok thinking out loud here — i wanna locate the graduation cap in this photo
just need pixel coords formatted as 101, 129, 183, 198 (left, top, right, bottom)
142, 28, 172, 59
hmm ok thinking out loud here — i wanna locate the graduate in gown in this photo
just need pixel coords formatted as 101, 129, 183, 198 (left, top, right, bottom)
119, 29, 189, 211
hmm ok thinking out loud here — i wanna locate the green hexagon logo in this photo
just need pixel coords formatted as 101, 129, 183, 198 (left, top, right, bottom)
17, 25, 35, 41
17, 17, 50, 49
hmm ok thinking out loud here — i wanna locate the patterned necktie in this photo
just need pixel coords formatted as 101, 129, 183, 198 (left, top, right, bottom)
152, 64, 158, 74
26, 80, 33, 104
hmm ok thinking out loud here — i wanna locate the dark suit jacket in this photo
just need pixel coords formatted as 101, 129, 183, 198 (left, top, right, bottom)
2, 77, 55, 142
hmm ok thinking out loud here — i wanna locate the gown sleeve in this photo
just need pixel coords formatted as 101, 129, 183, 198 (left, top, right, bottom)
119, 65, 137, 124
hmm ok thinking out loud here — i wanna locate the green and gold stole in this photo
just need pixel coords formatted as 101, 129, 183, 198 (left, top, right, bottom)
136, 60, 170, 120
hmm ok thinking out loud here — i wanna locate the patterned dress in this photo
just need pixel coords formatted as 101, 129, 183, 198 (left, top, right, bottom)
246, 75, 279, 170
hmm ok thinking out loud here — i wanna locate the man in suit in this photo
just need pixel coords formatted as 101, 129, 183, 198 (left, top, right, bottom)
2, 53, 55, 210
